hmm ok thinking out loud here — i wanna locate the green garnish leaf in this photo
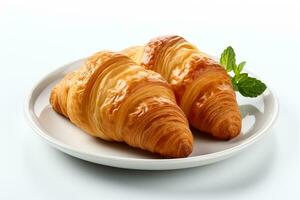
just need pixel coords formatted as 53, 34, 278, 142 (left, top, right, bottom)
235, 73, 248, 82
237, 61, 246, 73
237, 77, 267, 97
220, 46, 236, 72
230, 77, 239, 91
220, 47, 267, 97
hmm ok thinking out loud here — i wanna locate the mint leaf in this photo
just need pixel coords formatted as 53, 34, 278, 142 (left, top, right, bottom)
220, 46, 267, 98
237, 77, 267, 97
230, 76, 239, 91
233, 64, 239, 75
235, 73, 248, 82
220, 46, 236, 72
237, 61, 246, 73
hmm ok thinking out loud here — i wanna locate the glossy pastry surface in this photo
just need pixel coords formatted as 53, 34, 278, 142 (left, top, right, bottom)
122, 36, 242, 139
50, 51, 193, 158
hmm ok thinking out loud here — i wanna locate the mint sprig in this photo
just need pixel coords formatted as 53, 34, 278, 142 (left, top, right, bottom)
220, 46, 267, 97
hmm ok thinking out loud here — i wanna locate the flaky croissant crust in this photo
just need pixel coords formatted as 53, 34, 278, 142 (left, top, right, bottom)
123, 35, 242, 139
50, 51, 193, 158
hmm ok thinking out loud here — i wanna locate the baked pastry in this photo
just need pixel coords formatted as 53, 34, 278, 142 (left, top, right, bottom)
122, 36, 242, 139
50, 51, 193, 158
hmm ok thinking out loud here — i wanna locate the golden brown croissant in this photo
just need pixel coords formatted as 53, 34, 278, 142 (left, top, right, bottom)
50, 51, 193, 158
122, 36, 242, 139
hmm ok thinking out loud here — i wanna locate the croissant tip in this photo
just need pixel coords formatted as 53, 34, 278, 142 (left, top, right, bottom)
217, 123, 241, 140
177, 139, 193, 158
228, 124, 241, 137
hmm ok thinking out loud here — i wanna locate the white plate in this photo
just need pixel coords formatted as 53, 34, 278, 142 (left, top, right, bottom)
24, 58, 279, 170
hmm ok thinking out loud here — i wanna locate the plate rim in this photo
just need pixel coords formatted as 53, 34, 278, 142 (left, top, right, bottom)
24, 58, 279, 169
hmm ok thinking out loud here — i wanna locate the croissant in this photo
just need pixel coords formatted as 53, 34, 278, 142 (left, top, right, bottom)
122, 35, 242, 139
50, 51, 193, 158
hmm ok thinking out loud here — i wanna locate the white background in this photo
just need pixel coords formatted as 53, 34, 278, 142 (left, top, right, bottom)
1, 0, 300, 199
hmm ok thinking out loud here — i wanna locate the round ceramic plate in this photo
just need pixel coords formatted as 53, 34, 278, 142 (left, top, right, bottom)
24, 58, 279, 170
